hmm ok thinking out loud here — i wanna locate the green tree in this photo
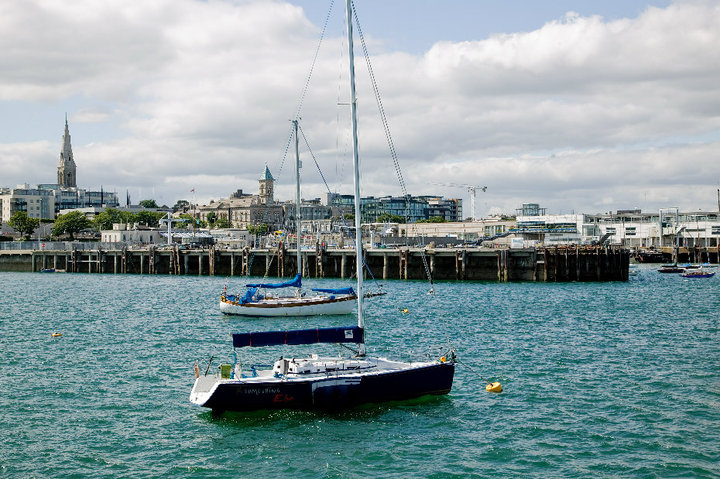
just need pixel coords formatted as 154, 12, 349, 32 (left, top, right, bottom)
139, 199, 159, 208
52, 211, 90, 240
93, 208, 134, 231
214, 217, 232, 229
377, 213, 404, 223
8, 211, 40, 239
206, 212, 217, 225
172, 199, 190, 213
248, 223, 269, 236
178, 214, 206, 229
135, 210, 165, 227
417, 216, 448, 224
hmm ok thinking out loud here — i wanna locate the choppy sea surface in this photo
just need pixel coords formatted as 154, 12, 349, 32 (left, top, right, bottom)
1, 265, 719, 478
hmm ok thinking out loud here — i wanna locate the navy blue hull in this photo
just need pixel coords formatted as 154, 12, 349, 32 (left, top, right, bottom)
203, 362, 455, 413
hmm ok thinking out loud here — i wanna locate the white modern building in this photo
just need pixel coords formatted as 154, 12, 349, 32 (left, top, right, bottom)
101, 224, 164, 244
0, 186, 56, 222
514, 206, 720, 248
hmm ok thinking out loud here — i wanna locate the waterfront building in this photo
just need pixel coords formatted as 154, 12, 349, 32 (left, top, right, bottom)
0, 185, 56, 222
100, 224, 164, 244
513, 206, 720, 248
281, 198, 333, 233
37, 184, 120, 214
388, 217, 517, 245
325, 193, 463, 223
423, 196, 463, 222
207, 228, 252, 248
590, 209, 720, 248
195, 168, 284, 230
514, 213, 587, 245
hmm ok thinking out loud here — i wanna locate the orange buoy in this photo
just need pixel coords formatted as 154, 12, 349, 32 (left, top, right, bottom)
194, 363, 200, 379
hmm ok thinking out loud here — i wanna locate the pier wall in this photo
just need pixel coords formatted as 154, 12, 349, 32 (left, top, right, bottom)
632, 246, 720, 264
0, 244, 630, 281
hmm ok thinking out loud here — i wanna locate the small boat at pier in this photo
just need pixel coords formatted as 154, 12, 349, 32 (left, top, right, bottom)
658, 264, 685, 273
680, 267, 715, 278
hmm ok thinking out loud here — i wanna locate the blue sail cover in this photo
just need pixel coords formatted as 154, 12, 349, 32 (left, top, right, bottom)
246, 274, 302, 289
233, 326, 364, 348
311, 287, 355, 295
224, 288, 262, 304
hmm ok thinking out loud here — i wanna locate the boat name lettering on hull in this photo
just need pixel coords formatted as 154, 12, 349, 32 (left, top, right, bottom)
241, 387, 281, 396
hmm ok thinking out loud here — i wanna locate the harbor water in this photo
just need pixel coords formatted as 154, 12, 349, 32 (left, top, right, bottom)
1, 265, 718, 478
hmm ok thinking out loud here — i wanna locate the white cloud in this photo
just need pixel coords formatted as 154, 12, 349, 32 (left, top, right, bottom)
1, 0, 719, 216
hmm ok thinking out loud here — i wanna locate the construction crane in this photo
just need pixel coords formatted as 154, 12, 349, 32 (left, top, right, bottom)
431, 182, 487, 221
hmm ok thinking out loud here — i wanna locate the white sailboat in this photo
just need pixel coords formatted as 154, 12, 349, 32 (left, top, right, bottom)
191, 0, 455, 413
219, 120, 357, 317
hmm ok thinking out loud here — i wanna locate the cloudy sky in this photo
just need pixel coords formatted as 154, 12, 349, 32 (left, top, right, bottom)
1, 0, 719, 218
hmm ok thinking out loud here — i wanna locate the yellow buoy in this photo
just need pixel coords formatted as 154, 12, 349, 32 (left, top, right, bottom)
401, 308, 409, 314
486, 382, 502, 393
51, 332, 62, 338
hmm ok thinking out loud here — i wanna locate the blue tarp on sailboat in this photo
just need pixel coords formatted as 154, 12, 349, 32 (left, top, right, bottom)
224, 288, 261, 304
232, 326, 364, 348
311, 287, 355, 295
245, 274, 302, 289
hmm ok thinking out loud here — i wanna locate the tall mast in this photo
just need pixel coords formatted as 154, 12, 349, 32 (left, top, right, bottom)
293, 119, 302, 276
346, 0, 365, 338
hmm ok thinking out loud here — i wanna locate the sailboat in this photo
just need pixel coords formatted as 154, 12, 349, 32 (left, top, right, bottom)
680, 265, 716, 278
219, 120, 357, 317
190, 0, 455, 413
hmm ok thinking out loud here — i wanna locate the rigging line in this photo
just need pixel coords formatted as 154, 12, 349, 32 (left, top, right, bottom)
352, 2, 412, 237
419, 249, 435, 295
352, 3, 433, 292
298, 124, 383, 289
253, 246, 279, 293
352, 4, 407, 199
276, 0, 337, 183
252, 0, 337, 237
455, 358, 495, 387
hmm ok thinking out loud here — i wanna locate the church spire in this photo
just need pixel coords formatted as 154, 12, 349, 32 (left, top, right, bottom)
57, 114, 77, 188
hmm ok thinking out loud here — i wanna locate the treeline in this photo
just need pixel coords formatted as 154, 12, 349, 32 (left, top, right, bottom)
5, 206, 203, 241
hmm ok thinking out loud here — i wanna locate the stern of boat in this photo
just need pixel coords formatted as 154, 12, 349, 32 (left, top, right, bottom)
190, 375, 221, 407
